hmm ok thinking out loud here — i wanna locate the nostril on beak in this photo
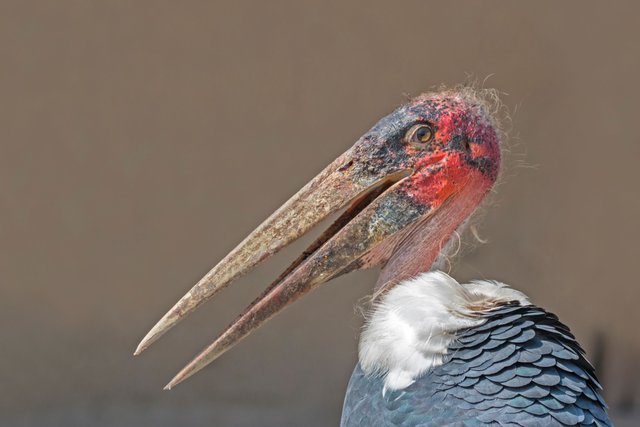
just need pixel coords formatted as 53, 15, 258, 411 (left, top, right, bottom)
338, 160, 354, 172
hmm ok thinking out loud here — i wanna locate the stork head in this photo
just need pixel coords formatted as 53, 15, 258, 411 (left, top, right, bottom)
136, 88, 502, 388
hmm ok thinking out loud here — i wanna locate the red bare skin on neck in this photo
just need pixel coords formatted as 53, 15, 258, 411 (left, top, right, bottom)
373, 96, 501, 289
375, 172, 490, 291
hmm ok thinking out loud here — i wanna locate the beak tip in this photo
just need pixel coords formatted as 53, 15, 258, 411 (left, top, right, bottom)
134, 330, 159, 356
135, 303, 186, 355
133, 344, 144, 356
137, 286, 216, 354
164, 370, 189, 391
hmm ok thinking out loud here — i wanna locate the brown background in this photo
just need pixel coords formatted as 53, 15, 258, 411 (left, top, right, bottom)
1, 1, 639, 426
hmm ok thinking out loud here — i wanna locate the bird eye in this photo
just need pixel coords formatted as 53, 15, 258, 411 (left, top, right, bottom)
406, 124, 434, 147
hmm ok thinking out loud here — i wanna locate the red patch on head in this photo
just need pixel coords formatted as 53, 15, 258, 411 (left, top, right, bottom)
400, 94, 501, 208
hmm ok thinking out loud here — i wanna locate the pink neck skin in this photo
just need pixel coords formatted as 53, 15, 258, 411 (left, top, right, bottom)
374, 176, 489, 291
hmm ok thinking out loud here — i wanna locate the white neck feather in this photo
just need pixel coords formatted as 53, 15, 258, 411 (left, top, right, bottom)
358, 271, 530, 392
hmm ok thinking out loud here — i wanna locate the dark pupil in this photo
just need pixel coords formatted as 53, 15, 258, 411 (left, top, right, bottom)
416, 127, 429, 142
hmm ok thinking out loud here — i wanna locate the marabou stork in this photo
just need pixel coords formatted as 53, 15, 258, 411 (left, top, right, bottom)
136, 88, 611, 426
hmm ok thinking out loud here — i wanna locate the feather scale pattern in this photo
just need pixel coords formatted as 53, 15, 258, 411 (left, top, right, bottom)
341, 303, 611, 426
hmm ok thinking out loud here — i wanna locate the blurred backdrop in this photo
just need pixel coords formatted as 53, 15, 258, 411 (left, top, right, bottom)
1, 1, 639, 426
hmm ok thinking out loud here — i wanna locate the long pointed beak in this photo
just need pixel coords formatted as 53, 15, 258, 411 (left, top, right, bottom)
136, 148, 426, 388
135, 148, 380, 355
164, 171, 425, 389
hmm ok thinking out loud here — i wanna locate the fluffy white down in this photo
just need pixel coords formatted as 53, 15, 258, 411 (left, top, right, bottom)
358, 271, 530, 392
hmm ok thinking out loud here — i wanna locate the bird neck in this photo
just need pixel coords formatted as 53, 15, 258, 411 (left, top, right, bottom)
374, 179, 487, 291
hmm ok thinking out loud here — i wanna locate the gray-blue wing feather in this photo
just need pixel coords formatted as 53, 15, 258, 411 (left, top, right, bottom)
341, 304, 611, 427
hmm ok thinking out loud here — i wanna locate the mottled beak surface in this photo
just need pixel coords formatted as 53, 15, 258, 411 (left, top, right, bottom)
136, 89, 502, 389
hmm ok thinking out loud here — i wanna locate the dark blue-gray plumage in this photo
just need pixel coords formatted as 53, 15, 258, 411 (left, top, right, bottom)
341, 304, 611, 427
